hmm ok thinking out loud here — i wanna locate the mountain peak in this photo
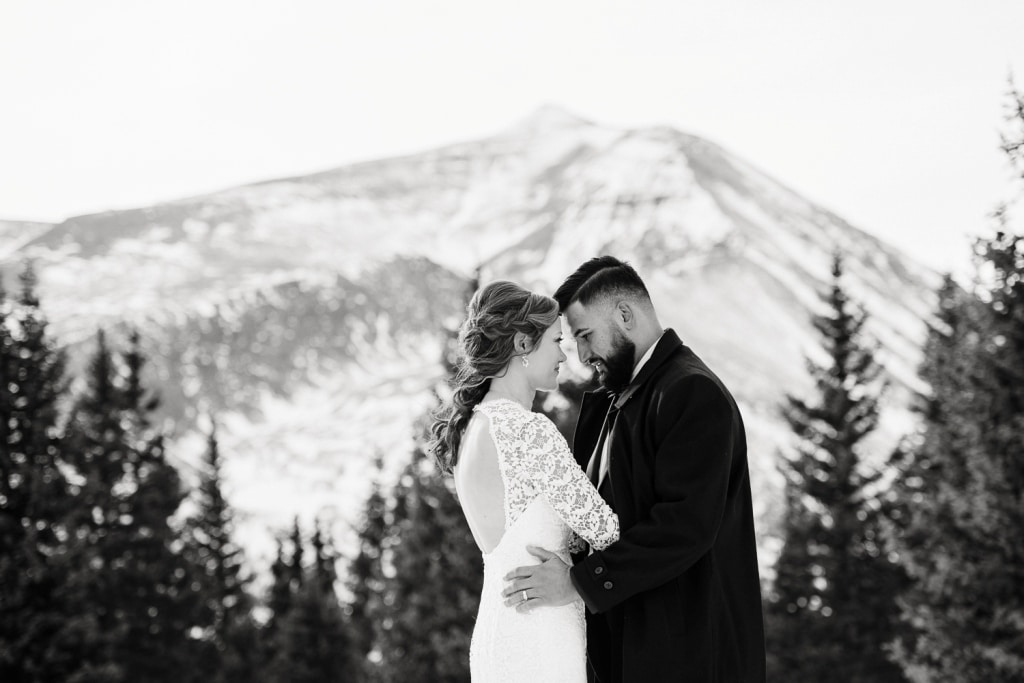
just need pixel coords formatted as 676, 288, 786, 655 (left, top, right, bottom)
512, 104, 594, 132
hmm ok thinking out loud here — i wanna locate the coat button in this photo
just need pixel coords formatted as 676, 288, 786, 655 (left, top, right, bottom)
603, 581, 614, 590
594, 567, 604, 575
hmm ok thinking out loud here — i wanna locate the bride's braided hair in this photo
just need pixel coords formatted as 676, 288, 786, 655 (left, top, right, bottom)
430, 280, 559, 473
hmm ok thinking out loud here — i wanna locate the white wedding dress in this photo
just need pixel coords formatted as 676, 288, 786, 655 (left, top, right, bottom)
459, 399, 619, 683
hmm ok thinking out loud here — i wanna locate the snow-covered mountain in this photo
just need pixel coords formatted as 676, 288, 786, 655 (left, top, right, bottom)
1, 106, 940, 575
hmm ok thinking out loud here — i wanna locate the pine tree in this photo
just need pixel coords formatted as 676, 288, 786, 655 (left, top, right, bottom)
0, 265, 75, 682
261, 537, 291, 668
41, 329, 128, 682
372, 437, 482, 683
57, 329, 201, 682
887, 244, 1024, 681
766, 254, 907, 682
264, 520, 355, 682
884, 80, 1024, 683
261, 519, 308, 672
184, 421, 260, 683
267, 536, 293, 623
347, 454, 388, 681
289, 516, 305, 593
311, 519, 339, 606
267, 577, 353, 683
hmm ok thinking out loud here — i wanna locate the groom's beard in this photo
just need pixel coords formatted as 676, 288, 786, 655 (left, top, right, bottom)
593, 331, 636, 394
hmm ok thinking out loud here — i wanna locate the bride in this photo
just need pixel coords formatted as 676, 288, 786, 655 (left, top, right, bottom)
431, 280, 619, 682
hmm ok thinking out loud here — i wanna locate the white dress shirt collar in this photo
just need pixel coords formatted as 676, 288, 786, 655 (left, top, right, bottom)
630, 331, 664, 381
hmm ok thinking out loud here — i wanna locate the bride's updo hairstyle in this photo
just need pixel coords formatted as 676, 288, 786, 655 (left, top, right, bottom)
431, 280, 559, 473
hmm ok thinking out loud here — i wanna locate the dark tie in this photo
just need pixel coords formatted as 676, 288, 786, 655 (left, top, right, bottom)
588, 403, 617, 507
597, 465, 615, 507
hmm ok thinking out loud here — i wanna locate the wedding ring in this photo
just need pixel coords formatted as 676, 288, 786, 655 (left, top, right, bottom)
521, 589, 528, 603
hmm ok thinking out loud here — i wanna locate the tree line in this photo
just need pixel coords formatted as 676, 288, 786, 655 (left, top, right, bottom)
0, 263, 483, 682
762, 83, 1024, 681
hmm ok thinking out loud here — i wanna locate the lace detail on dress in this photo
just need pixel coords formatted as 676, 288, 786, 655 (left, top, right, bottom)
474, 399, 619, 552
466, 399, 618, 682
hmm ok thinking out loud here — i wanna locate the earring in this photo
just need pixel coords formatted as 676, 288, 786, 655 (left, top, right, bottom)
521, 356, 529, 368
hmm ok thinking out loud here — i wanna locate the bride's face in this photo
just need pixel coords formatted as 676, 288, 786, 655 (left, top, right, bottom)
524, 320, 567, 392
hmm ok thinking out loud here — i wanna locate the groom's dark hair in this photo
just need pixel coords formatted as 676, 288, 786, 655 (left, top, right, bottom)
553, 255, 651, 312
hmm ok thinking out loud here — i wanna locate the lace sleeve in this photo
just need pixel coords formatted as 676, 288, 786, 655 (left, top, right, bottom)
519, 413, 620, 551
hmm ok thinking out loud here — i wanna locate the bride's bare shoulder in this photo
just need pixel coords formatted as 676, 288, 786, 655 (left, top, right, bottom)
458, 410, 497, 466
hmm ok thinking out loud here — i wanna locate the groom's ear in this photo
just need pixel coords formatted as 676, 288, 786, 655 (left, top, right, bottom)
615, 301, 635, 329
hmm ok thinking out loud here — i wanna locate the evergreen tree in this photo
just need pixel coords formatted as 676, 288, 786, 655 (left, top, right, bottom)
289, 516, 305, 593
264, 520, 355, 682
372, 437, 482, 683
57, 329, 201, 682
347, 454, 388, 682
261, 519, 308, 673
885, 81, 1024, 683
311, 518, 339, 605
0, 265, 75, 682
261, 537, 292, 667
266, 576, 353, 683
766, 254, 907, 682
184, 421, 260, 683
887, 244, 1024, 681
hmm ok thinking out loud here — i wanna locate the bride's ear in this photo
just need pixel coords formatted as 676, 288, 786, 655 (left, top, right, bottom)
513, 331, 530, 354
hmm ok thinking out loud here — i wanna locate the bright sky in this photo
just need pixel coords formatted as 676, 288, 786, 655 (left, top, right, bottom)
2, 0, 1023, 275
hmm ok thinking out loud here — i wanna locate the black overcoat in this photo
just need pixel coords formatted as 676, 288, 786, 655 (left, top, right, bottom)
569, 329, 766, 682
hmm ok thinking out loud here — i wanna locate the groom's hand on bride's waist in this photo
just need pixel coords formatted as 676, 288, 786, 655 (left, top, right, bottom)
501, 546, 579, 613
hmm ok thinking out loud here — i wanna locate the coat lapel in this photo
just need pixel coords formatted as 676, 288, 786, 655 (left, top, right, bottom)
574, 391, 614, 471
573, 330, 685, 490
612, 329, 684, 410
605, 329, 685, 511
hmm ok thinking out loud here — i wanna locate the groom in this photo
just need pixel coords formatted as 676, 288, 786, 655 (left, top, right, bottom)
502, 256, 766, 682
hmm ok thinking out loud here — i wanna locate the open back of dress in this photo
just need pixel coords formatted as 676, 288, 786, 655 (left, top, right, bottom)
453, 399, 619, 683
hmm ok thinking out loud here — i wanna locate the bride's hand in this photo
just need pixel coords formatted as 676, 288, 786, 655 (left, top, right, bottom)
501, 546, 578, 612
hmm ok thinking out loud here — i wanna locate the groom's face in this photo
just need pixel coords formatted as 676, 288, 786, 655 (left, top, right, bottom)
565, 300, 637, 393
